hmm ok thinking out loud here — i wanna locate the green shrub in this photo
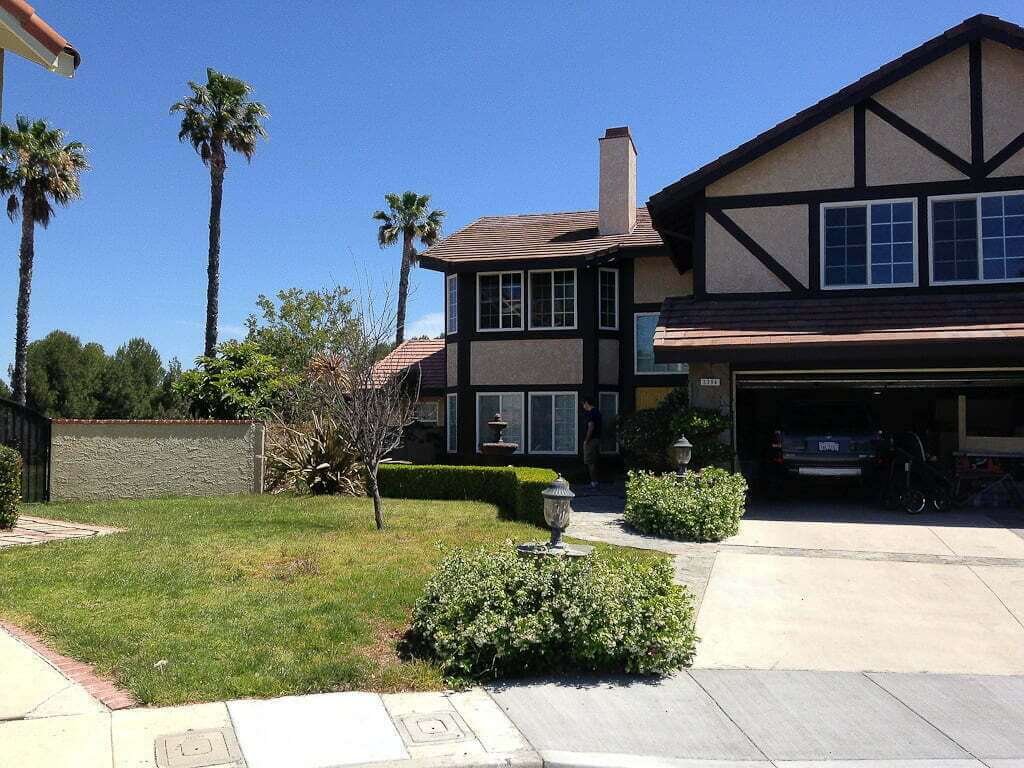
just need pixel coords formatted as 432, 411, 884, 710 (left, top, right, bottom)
0, 445, 21, 529
619, 386, 731, 471
406, 545, 696, 681
376, 464, 556, 525
624, 468, 747, 542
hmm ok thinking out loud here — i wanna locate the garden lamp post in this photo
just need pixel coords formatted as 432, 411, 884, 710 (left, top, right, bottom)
542, 475, 575, 549
671, 434, 693, 478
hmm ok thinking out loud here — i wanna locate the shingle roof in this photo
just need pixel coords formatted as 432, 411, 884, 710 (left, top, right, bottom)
372, 338, 446, 391
0, 0, 80, 72
655, 292, 1024, 361
419, 208, 664, 269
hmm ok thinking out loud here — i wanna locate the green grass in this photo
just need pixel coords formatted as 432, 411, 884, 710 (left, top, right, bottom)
0, 494, 621, 705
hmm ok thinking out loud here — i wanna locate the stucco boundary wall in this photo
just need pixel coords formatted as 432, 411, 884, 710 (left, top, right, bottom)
50, 420, 265, 502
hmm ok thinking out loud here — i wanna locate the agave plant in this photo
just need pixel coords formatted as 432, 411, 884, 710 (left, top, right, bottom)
264, 412, 364, 496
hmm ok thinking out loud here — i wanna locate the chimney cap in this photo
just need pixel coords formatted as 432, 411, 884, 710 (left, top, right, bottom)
599, 125, 637, 154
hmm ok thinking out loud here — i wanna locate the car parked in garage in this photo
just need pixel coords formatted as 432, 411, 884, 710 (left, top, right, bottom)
765, 401, 881, 491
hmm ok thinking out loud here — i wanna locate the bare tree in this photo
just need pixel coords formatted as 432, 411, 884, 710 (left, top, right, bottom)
302, 289, 419, 530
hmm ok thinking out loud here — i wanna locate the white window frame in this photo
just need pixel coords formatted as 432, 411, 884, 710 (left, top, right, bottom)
476, 271, 524, 332
928, 190, 1024, 286
475, 391, 524, 454
446, 274, 458, 335
598, 267, 619, 330
446, 393, 457, 453
634, 312, 687, 375
527, 268, 577, 330
414, 400, 439, 424
820, 198, 918, 290
598, 391, 619, 454
528, 391, 579, 455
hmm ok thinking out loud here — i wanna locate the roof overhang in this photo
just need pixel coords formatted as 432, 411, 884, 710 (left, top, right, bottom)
419, 243, 668, 273
0, 0, 79, 77
654, 292, 1024, 366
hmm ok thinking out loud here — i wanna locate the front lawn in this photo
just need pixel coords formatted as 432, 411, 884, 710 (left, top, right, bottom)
0, 495, 642, 705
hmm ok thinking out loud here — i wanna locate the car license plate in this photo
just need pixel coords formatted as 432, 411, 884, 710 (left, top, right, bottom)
818, 440, 840, 452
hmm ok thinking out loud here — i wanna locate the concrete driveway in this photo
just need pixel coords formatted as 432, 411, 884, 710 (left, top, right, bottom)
693, 501, 1024, 674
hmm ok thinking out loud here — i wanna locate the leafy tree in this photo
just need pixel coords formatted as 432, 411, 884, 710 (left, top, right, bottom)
172, 69, 268, 357
24, 330, 107, 418
97, 338, 165, 418
155, 358, 188, 418
0, 378, 11, 400
0, 117, 88, 405
373, 192, 445, 344
175, 340, 294, 419
245, 287, 357, 376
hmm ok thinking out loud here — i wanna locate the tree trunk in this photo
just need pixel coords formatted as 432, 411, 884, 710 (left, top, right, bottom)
394, 231, 414, 345
205, 142, 225, 358
367, 465, 384, 530
11, 191, 34, 406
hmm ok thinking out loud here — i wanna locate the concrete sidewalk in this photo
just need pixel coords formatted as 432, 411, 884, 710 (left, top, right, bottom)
490, 669, 1024, 768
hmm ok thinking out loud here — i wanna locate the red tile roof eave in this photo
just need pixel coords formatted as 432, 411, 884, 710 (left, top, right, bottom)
53, 419, 257, 425
0, 0, 80, 66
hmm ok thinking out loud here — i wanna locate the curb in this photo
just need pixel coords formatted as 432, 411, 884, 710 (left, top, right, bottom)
344, 749, 543, 768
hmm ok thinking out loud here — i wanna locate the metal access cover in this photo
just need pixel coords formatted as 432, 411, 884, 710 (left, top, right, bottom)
395, 710, 470, 744
155, 727, 243, 768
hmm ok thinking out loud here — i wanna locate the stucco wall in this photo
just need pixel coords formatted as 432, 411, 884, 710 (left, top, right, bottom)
633, 256, 693, 303
50, 421, 264, 501
865, 110, 965, 186
982, 41, 1024, 161
726, 205, 809, 288
446, 342, 458, 387
705, 213, 788, 294
470, 339, 583, 385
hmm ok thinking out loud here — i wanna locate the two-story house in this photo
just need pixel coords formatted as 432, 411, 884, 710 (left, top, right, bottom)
411, 13, 1024, 473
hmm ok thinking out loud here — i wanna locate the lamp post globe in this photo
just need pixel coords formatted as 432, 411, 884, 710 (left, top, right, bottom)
541, 475, 574, 548
671, 434, 693, 478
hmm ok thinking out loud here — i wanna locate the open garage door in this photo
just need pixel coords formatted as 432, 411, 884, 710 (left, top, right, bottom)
734, 369, 1024, 485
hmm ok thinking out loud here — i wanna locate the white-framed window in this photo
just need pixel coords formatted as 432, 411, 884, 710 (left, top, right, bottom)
528, 392, 578, 454
446, 275, 458, 334
446, 393, 457, 453
476, 392, 524, 453
477, 272, 523, 331
598, 268, 618, 330
821, 199, 917, 288
929, 191, 1024, 284
528, 269, 576, 329
598, 391, 619, 454
413, 401, 439, 424
634, 313, 687, 374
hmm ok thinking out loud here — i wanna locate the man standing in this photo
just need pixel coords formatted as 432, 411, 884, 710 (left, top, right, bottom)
582, 396, 602, 488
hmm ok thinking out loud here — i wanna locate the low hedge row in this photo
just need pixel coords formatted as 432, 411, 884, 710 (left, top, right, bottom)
376, 464, 557, 526
0, 445, 21, 529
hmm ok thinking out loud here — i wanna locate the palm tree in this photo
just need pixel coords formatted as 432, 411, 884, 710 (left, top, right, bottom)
373, 192, 445, 344
171, 68, 268, 357
0, 117, 88, 405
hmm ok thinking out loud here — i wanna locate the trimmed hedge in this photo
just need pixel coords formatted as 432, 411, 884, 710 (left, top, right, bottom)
406, 545, 696, 681
0, 445, 21, 529
624, 468, 747, 542
377, 464, 557, 526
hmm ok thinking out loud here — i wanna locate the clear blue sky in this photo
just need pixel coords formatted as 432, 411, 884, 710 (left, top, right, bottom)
0, 1, 1015, 377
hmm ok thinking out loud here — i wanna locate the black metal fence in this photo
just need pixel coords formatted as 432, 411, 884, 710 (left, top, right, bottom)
0, 398, 50, 502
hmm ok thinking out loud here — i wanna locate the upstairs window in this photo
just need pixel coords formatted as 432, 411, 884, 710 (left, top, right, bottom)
634, 313, 686, 374
529, 269, 576, 329
822, 200, 915, 288
446, 275, 458, 334
932, 192, 1024, 284
477, 272, 522, 330
598, 268, 618, 330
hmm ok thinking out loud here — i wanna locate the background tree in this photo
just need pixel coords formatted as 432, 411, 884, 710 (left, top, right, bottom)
372, 192, 445, 344
24, 330, 107, 418
172, 69, 268, 357
175, 339, 294, 419
97, 338, 165, 418
0, 116, 88, 405
245, 286, 357, 376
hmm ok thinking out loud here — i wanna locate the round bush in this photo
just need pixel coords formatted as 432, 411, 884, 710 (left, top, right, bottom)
406, 545, 696, 681
0, 445, 22, 529
624, 468, 747, 542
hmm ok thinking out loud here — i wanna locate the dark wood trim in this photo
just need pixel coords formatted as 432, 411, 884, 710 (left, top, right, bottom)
970, 38, 985, 174
864, 99, 973, 178
808, 202, 821, 290
421, 245, 670, 274
679, 280, 1023, 301
707, 208, 807, 293
984, 131, 1024, 176
854, 103, 866, 189
580, 264, 600, 404
693, 194, 707, 298
619, 260, 636, 416
456, 273, 474, 454
916, 193, 930, 288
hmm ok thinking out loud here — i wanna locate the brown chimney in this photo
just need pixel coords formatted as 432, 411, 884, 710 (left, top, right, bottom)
598, 126, 637, 236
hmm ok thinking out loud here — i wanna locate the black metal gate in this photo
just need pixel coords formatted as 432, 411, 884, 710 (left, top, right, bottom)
0, 398, 50, 502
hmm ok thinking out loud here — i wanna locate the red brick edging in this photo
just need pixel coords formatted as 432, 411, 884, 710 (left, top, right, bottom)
0, 621, 138, 710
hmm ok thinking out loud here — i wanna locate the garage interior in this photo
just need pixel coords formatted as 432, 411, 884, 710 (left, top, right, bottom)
734, 370, 1024, 498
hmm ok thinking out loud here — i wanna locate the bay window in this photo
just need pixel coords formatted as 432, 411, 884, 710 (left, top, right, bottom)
598, 268, 618, 330
446, 274, 458, 334
528, 392, 578, 454
446, 393, 457, 453
529, 269, 576, 329
634, 313, 686, 374
477, 272, 523, 330
476, 392, 523, 453
598, 391, 619, 454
